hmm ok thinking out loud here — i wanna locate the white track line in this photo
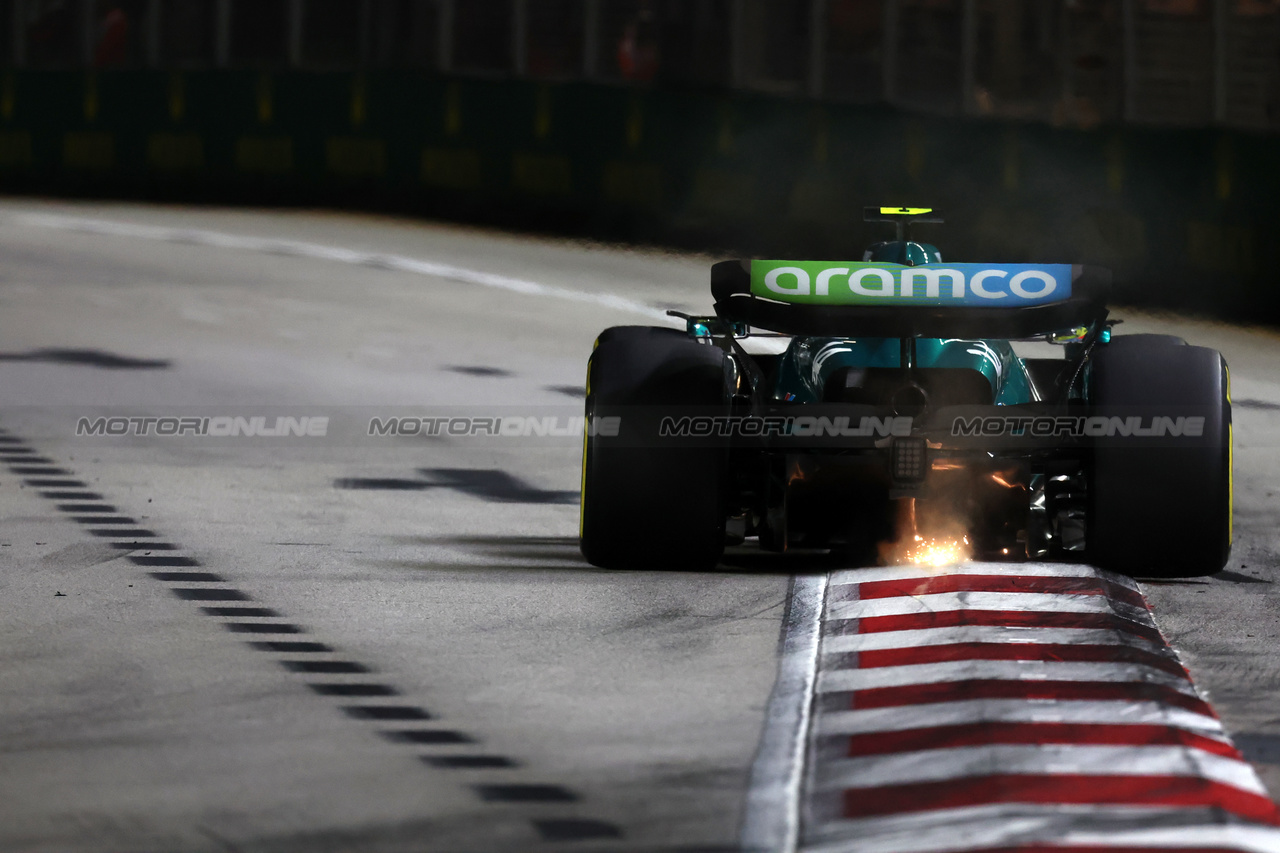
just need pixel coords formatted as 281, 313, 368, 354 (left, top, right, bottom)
1042, 824, 1280, 853
815, 744, 1266, 794
830, 562, 1142, 587
817, 658, 1197, 694
805, 804, 1280, 853
827, 590, 1149, 621
12, 212, 675, 322
823, 625, 1172, 653
817, 699, 1225, 737
740, 572, 828, 853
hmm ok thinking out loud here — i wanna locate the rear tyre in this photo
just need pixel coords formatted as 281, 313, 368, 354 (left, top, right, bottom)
580, 326, 730, 570
1089, 342, 1231, 577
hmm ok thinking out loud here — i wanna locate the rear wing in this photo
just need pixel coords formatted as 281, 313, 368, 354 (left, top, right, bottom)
711, 260, 1110, 339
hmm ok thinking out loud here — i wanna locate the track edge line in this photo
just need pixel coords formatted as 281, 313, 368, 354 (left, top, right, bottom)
740, 571, 830, 853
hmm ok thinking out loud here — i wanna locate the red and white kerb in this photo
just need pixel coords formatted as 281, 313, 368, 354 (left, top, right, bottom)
801, 563, 1280, 853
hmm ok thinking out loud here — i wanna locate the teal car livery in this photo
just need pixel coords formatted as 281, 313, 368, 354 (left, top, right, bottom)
579, 208, 1232, 578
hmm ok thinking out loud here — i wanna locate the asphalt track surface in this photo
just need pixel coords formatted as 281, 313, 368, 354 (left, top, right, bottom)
2, 201, 1280, 852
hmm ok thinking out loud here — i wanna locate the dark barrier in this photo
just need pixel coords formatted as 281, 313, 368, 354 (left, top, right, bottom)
0, 69, 1274, 323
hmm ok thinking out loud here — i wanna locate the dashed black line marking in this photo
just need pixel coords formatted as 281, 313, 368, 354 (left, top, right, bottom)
0, 347, 170, 369
251, 641, 334, 654
225, 622, 304, 634
426, 756, 517, 769
280, 660, 370, 674
344, 706, 432, 721
172, 588, 253, 602
308, 683, 397, 697
56, 503, 118, 513
382, 730, 473, 745
1, 435, 625, 844
149, 572, 225, 583
477, 785, 577, 803
86, 528, 157, 537
202, 606, 280, 618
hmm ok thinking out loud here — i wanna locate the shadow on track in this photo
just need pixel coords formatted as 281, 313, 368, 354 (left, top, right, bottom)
391, 534, 858, 577
336, 469, 577, 504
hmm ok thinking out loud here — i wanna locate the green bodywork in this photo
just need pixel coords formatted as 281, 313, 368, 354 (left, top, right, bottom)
772, 336, 1036, 405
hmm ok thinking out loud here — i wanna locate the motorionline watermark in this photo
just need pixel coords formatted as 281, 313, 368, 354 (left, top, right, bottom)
63, 411, 1210, 445
367, 416, 619, 438
77, 416, 330, 437
69, 413, 615, 442
659, 415, 914, 438
952, 415, 1206, 438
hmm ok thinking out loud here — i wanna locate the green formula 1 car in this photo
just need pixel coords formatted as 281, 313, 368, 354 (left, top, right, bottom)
579, 208, 1232, 577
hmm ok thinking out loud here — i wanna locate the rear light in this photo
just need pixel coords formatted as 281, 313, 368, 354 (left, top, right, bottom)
891, 437, 927, 484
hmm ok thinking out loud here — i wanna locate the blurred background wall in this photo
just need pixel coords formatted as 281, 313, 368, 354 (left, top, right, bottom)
0, 0, 1275, 320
